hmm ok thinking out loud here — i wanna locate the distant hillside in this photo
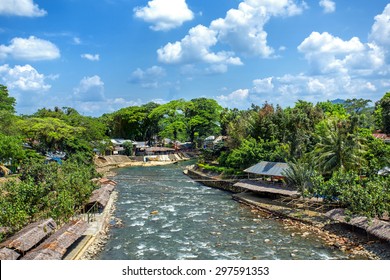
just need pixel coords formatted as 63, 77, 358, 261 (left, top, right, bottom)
331, 99, 346, 104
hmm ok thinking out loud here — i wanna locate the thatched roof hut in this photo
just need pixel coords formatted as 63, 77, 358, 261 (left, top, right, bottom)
22, 248, 63, 260
86, 187, 111, 210
98, 178, 117, 186
326, 209, 390, 242
0, 218, 56, 253
0, 247, 20, 260
22, 219, 88, 260
101, 183, 115, 193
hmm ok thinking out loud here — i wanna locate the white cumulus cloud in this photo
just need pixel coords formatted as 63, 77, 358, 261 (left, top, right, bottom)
222, 4, 390, 109
0, 64, 51, 91
0, 0, 46, 17
157, 0, 306, 71
158, 24, 242, 66
217, 88, 249, 107
81, 53, 100, 61
319, 0, 336, 14
369, 4, 390, 48
129, 65, 166, 88
73, 75, 105, 102
252, 77, 274, 93
297, 31, 384, 75
0, 36, 60, 61
134, 0, 194, 31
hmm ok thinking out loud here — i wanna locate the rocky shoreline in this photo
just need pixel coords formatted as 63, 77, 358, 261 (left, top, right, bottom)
247, 206, 390, 260
185, 166, 390, 260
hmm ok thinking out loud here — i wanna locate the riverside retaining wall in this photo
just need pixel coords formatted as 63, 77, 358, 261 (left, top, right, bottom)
185, 167, 244, 193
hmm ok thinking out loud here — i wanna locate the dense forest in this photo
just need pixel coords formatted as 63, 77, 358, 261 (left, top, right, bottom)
0, 83, 390, 239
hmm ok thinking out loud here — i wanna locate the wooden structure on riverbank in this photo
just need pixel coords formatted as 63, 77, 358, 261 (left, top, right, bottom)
0, 247, 20, 260
244, 161, 289, 181
22, 219, 88, 260
326, 209, 390, 243
85, 183, 116, 211
0, 218, 56, 255
234, 180, 299, 198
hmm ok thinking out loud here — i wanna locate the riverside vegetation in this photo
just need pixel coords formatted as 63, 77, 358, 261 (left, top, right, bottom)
0, 83, 389, 242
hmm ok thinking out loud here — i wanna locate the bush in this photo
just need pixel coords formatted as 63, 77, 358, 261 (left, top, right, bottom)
0, 157, 96, 237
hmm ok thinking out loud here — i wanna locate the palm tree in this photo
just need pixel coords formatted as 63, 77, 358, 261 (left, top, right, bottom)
283, 159, 316, 197
311, 117, 366, 175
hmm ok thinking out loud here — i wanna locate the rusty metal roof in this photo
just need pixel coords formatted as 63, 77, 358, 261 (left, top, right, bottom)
244, 161, 289, 177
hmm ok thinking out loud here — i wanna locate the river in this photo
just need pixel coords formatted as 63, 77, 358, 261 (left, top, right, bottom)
97, 162, 348, 260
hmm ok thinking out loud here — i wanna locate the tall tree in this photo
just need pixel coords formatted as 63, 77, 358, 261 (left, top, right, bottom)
377, 92, 390, 133
0, 84, 16, 113
17, 117, 85, 152
185, 98, 222, 143
311, 117, 367, 175
149, 100, 187, 142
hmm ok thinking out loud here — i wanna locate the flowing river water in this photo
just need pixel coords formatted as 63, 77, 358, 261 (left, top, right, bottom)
97, 162, 349, 260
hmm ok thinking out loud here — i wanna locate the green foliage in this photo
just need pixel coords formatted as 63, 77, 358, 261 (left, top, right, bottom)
0, 157, 96, 233
17, 117, 86, 152
311, 170, 390, 218
0, 134, 26, 164
311, 117, 367, 174
343, 98, 372, 115
360, 128, 390, 175
378, 92, 390, 133
185, 98, 222, 143
283, 159, 318, 197
311, 170, 357, 202
33, 107, 107, 142
340, 176, 390, 218
0, 84, 16, 113
316, 101, 347, 118
220, 138, 288, 170
197, 163, 237, 175
122, 141, 133, 156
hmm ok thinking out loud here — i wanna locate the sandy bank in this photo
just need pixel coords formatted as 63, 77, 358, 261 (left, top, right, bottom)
94, 155, 182, 176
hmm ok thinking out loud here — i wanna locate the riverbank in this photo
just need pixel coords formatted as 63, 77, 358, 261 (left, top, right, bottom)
184, 165, 390, 260
69, 155, 193, 259
94, 155, 189, 176
64, 191, 119, 260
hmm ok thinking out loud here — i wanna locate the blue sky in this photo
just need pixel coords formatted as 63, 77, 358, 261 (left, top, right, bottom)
0, 0, 390, 116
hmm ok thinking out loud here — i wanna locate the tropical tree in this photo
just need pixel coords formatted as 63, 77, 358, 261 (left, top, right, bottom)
377, 92, 390, 133
311, 117, 367, 175
149, 99, 187, 142
185, 98, 222, 143
0, 84, 16, 113
17, 117, 85, 152
283, 159, 317, 197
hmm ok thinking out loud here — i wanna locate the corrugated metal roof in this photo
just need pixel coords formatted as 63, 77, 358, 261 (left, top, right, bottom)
244, 161, 289, 177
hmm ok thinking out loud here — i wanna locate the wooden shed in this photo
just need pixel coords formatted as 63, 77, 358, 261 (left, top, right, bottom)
326, 209, 390, 242
98, 178, 117, 186
85, 187, 111, 211
22, 219, 88, 260
0, 247, 20, 260
0, 218, 56, 253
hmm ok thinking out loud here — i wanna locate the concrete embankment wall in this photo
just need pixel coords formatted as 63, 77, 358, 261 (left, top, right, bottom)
185, 168, 245, 193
